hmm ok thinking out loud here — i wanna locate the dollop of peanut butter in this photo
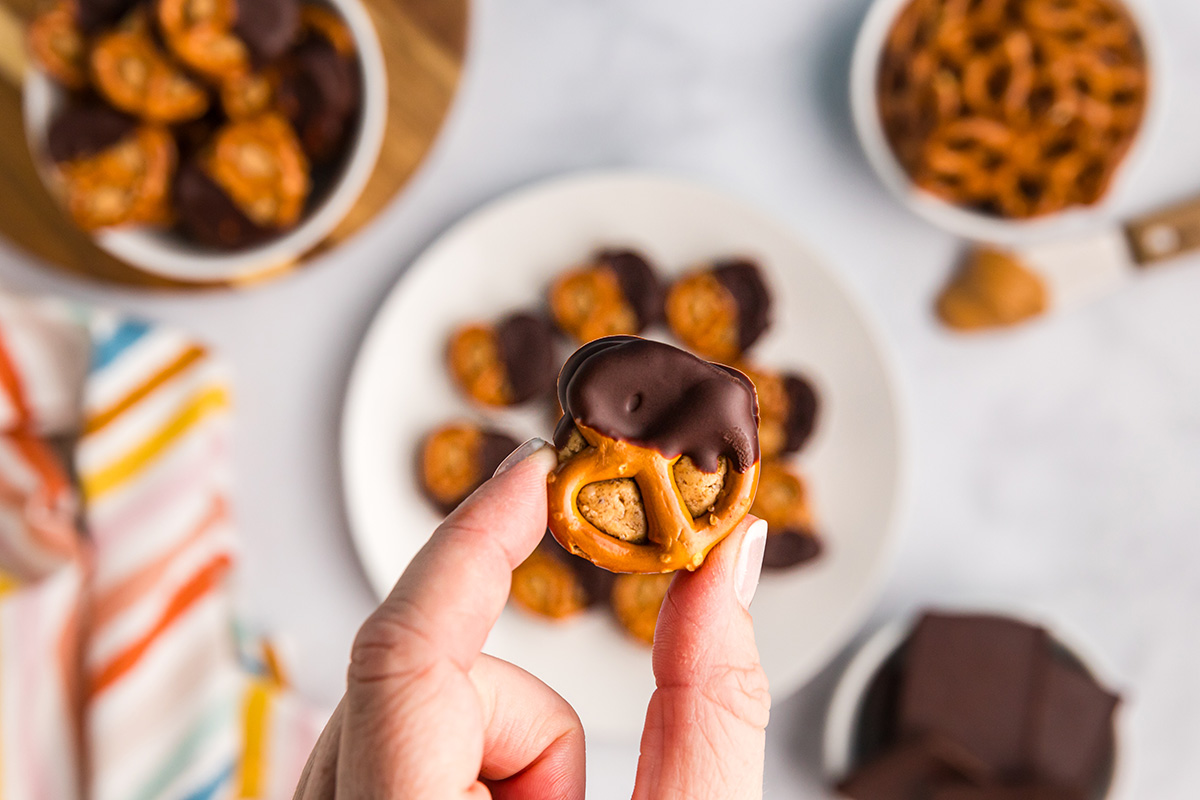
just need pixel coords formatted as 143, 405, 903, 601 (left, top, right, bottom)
937, 247, 1048, 331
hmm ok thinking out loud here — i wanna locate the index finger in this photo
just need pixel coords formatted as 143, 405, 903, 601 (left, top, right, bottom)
358, 439, 557, 676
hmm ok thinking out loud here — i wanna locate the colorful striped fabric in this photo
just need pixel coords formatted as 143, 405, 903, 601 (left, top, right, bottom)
0, 296, 320, 800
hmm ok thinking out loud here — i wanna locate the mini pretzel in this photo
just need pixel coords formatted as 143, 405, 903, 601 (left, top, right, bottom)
446, 313, 557, 407
547, 337, 761, 574
879, 0, 1147, 219
29, 1, 89, 89
205, 113, 309, 228
751, 461, 823, 570
58, 125, 176, 230
665, 259, 772, 362
736, 363, 820, 459
611, 573, 672, 644
549, 249, 664, 343
156, 0, 249, 80
510, 533, 615, 621
90, 25, 210, 122
418, 422, 518, 515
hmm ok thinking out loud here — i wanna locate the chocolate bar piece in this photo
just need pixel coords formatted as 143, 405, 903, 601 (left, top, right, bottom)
838, 735, 989, 800
1027, 658, 1119, 794
899, 614, 1050, 775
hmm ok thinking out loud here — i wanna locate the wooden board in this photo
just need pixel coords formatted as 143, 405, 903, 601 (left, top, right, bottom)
0, 0, 467, 288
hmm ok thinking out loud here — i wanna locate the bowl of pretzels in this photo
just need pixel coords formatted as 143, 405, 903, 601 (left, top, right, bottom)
22, 0, 387, 283
851, 0, 1157, 243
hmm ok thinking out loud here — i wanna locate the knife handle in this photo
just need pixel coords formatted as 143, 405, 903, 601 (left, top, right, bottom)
1125, 195, 1200, 267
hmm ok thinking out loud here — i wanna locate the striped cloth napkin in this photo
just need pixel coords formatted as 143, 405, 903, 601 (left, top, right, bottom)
0, 292, 320, 800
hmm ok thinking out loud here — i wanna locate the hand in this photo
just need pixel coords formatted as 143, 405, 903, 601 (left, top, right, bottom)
295, 440, 771, 799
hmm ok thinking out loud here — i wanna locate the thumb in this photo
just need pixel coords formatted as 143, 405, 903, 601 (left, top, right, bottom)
632, 517, 771, 800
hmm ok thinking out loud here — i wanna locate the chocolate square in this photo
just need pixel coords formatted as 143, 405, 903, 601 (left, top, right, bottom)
838, 735, 989, 800
898, 613, 1051, 775
1027, 657, 1119, 794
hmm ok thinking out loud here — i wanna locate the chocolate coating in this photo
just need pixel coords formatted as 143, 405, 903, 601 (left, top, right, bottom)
174, 160, 274, 250
762, 528, 823, 569
553, 336, 760, 474
599, 249, 664, 329
276, 38, 360, 162
234, 0, 300, 66
77, 0, 139, 33
713, 259, 771, 352
47, 102, 137, 163
782, 374, 820, 454
495, 313, 557, 404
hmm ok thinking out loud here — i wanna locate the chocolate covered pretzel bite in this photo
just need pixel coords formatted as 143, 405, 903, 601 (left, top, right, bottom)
737, 363, 820, 459
548, 249, 665, 343
548, 336, 761, 574
751, 460, 822, 569
418, 422, 519, 515
510, 533, 615, 621
447, 312, 557, 407
665, 258, 772, 362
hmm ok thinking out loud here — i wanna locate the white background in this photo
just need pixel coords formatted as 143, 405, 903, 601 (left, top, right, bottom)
2, 0, 1199, 796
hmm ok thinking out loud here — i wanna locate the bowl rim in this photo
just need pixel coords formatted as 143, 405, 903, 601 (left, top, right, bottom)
21, 0, 388, 284
848, 0, 1165, 246
822, 609, 1129, 798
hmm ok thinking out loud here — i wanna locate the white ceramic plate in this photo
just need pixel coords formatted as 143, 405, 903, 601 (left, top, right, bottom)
340, 171, 911, 740
850, 0, 1162, 246
22, 0, 387, 284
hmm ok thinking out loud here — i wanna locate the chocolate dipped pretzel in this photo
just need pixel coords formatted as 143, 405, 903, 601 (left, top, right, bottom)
548, 336, 761, 574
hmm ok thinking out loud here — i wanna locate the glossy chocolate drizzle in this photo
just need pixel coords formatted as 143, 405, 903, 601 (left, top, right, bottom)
553, 336, 760, 474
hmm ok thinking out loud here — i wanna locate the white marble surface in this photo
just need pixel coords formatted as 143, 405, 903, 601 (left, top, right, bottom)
3, 0, 1200, 796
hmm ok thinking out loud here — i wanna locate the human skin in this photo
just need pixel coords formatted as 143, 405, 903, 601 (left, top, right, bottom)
294, 440, 770, 799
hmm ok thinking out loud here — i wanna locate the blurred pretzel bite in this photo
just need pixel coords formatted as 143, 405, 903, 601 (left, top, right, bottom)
156, 0, 299, 82
89, 13, 210, 123
28, 1, 89, 89
510, 533, 616, 621
418, 422, 519, 515
447, 312, 557, 407
548, 337, 761, 574
665, 258, 772, 362
611, 573, 673, 645
750, 460, 822, 570
548, 249, 665, 343
736, 363, 820, 459
47, 102, 176, 231
937, 246, 1048, 331
273, 4, 361, 163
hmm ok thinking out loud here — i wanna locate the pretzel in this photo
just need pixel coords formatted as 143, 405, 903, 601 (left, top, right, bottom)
90, 25, 210, 122
418, 423, 517, 515
751, 461, 823, 570
547, 337, 761, 574
29, 1, 89, 89
58, 125, 176, 230
878, 0, 1147, 219
205, 113, 309, 228
665, 259, 771, 362
549, 250, 663, 342
220, 71, 275, 120
736, 363, 820, 459
156, 0, 249, 81
446, 313, 557, 407
510, 534, 614, 621
611, 573, 672, 644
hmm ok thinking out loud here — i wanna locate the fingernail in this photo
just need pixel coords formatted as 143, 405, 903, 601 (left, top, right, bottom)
734, 519, 768, 610
494, 437, 553, 477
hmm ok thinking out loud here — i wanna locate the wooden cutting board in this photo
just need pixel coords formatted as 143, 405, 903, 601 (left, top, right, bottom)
0, 0, 468, 288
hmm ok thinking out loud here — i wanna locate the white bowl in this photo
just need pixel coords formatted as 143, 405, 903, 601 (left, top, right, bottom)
22, 0, 387, 284
823, 612, 1128, 798
849, 0, 1162, 246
